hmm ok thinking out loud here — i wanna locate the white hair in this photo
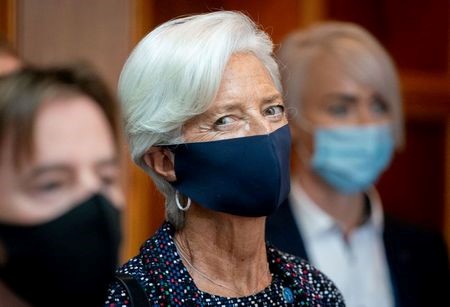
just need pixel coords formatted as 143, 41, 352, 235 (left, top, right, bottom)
277, 21, 404, 148
118, 11, 280, 229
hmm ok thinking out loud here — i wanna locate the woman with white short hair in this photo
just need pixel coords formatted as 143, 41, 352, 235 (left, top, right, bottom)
105, 11, 344, 306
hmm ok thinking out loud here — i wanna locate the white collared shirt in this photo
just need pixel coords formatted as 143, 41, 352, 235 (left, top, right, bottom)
289, 183, 394, 307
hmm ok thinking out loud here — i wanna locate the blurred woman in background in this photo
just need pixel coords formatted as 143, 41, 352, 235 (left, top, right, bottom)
266, 21, 449, 307
0, 65, 124, 306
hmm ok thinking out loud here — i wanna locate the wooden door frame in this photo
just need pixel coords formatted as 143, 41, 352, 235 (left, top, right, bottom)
0, 0, 17, 45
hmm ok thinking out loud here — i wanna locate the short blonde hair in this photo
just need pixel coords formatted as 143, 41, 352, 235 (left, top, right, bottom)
278, 21, 404, 148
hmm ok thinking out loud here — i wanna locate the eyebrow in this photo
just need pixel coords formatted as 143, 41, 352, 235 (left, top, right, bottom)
212, 93, 283, 112
324, 93, 358, 104
95, 157, 120, 169
27, 157, 119, 179
27, 164, 72, 179
212, 103, 242, 114
262, 93, 283, 104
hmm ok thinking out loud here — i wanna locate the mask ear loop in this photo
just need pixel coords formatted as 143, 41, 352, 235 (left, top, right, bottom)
175, 191, 191, 211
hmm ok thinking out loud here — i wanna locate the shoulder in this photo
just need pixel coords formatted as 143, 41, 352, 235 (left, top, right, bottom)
268, 246, 345, 306
105, 257, 143, 306
383, 216, 449, 306
104, 250, 155, 305
104, 222, 175, 305
384, 215, 448, 260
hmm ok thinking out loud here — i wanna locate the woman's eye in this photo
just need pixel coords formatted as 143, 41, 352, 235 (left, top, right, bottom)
34, 181, 65, 193
214, 116, 236, 127
100, 175, 118, 187
327, 103, 349, 117
371, 96, 390, 115
264, 105, 285, 117
24, 171, 71, 198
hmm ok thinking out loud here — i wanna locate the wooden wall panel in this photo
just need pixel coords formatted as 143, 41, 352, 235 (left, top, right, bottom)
0, 0, 9, 37
376, 119, 446, 231
16, 0, 131, 92
326, 0, 449, 73
0, 1, 6, 34
446, 121, 450, 249
121, 0, 162, 262
122, 156, 165, 260
0, 0, 16, 45
152, 0, 299, 44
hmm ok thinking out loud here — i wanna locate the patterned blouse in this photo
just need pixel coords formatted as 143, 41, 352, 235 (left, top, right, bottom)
105, 222, 345, 306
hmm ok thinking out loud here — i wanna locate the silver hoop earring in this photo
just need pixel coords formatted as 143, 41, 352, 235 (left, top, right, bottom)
175, 191, 191, 211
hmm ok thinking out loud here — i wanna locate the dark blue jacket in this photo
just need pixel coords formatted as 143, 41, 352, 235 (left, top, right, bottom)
266, 199, 450, 307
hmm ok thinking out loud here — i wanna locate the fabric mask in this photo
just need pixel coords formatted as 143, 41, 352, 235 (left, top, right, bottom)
166, 124, 291, 217
311, 123, 394, 194
0, 194, 122, 306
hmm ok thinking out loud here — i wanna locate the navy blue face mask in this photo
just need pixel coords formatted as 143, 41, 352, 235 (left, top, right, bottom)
166, 124, 291, 217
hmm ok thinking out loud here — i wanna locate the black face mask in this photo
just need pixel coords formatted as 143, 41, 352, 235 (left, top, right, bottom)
0, 194, 122, 307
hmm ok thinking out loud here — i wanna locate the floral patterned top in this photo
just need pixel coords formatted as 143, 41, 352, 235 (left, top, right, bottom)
105, 222, 345, 306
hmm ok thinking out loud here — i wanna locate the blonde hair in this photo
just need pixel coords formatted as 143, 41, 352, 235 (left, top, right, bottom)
278, 21, 404, 148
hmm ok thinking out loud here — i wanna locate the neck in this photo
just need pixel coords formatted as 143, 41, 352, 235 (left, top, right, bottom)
297, 161, 366, 237
175, 205, 271, 297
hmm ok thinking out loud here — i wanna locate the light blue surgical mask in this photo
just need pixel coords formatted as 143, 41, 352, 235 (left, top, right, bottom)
311, 123, 394, 194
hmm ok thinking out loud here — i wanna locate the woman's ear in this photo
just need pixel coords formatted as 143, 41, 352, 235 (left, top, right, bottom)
143, 147, 176, 182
